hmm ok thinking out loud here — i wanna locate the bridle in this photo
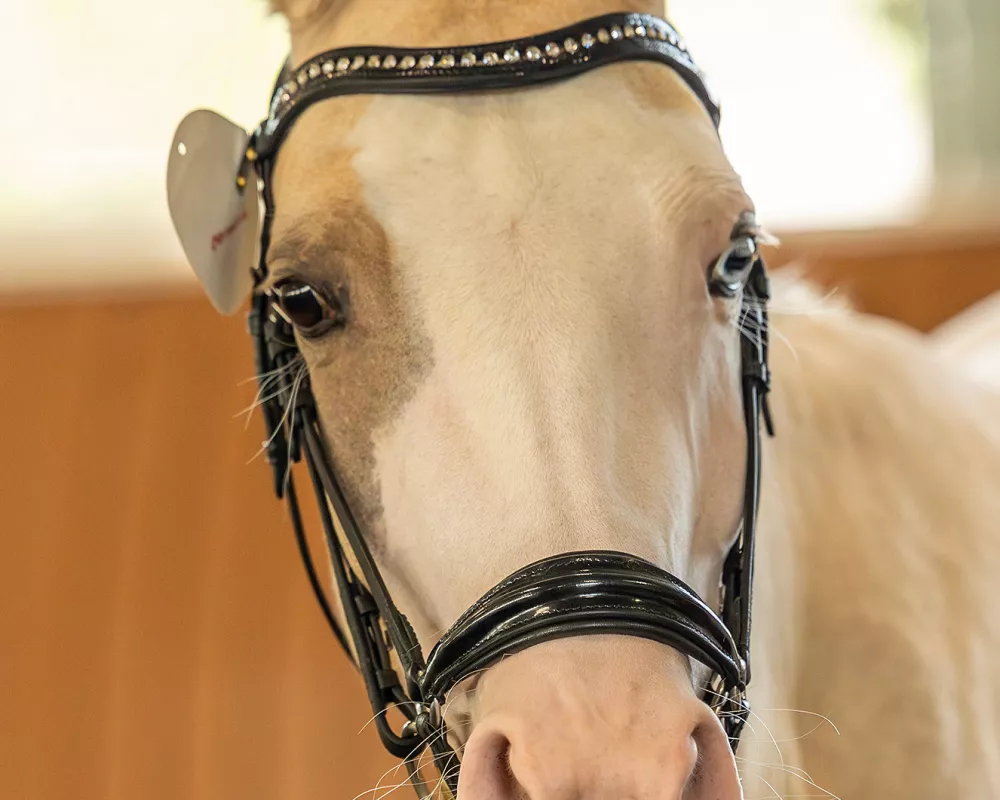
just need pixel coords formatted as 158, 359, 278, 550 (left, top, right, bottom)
241, 11, 773, 797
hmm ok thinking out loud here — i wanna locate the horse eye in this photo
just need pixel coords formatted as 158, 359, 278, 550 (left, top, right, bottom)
708, 235, 758, 298
271, 279, 344, 337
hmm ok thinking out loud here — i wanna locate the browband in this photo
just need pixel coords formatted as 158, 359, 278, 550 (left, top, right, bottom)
252, 12, 720, 160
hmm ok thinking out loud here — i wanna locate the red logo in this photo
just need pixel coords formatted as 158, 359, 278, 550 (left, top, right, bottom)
211, 210, 248, 251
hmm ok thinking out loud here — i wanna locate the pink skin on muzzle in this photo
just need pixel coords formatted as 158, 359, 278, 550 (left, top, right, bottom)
455, 637, 743, 800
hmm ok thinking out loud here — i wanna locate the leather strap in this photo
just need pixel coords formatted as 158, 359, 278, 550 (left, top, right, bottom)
252, 12, 719, 160
420, 551, 748, 741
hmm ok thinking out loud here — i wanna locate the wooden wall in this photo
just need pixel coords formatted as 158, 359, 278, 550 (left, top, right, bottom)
1, 233, 998, 800
0, 296, 397, 800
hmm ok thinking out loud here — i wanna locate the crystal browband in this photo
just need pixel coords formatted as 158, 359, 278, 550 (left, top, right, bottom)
254, 12, 720, 158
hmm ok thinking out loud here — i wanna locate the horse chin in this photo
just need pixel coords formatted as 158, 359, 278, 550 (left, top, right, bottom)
453, 637, 743, 800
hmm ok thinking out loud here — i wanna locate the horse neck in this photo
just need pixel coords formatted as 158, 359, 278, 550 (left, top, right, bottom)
754, 281, 1000, 795
286, 0, 669, 62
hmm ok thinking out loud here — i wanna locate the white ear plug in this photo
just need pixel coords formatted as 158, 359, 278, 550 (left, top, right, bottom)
167, 109, 262, 314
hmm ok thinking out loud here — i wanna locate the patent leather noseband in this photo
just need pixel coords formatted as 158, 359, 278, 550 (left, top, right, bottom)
422, 552, 746, 703
243, 11, 773, 797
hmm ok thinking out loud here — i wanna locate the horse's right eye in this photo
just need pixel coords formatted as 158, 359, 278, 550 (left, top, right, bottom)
272, 279, 344, 338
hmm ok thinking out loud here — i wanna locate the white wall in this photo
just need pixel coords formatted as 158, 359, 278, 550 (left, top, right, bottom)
1, 0, 933, 290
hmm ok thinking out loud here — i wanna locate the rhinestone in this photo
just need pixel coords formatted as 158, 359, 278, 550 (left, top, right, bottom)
504, 47, 520, 63
460, 52, 476, 67
399, 55, 417, 70
597, 28, 610, 44
382, 54, 397, 69
624, 24, 635, 38
564, 37, 579, 54
322, 59, 335, 75
418, 54, 435, 69
285, 81, 298, 95
438, 53, 455, 68
482, 51, 499, 66
337, 57, 351, 72
297, 69, 308, 85
581, 33, 595, 49
308, 63, 321, 79
610, 25, 623, 40
351, 55, 365, 70
667, 32, 678, 45
635, 25, 646, 37
280, 92, 290, 104
525, 45, 542, 61
367, 55, 381, 68
544, 41, 561, 58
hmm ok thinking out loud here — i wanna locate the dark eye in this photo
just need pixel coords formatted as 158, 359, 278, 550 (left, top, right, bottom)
708, 235, 758, 298
271, 279, 345, 337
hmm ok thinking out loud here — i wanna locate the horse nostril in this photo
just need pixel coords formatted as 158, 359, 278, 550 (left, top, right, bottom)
459, 728, 527, 800
680, 718, 743, 800
681, 726, 706, 799
459, 713, 739, 800
499, 738, 531, 800
455, 639, 742, 800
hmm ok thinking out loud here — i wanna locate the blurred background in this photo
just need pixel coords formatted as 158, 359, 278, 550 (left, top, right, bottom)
1, 1, 998, 798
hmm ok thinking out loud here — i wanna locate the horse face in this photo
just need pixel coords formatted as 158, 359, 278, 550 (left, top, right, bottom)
246, 3, 753, 797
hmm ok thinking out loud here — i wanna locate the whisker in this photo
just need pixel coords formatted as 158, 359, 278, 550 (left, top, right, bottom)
747, 772, 783, 800
754, 708, 841, 737
736, 756, 816, 786
235, 355, 305, 428
235, 383, 288, 428
357, 700, 423, 736
236, 357, 302, 387
747, 705, 785, 770
246, 360, 307, 465
280, 364, 310, 490
354, 760, 412, 800
735, 757, 841, 800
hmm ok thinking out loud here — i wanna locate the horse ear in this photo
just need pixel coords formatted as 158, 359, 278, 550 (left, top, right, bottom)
167, 110, 261, 315
268, 0, 345, 29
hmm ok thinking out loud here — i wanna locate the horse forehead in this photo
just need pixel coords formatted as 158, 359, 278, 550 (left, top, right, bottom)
272, 64, 727, 257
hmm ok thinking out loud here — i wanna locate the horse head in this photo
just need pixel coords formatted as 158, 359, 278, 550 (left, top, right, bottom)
176, 2, 769, 797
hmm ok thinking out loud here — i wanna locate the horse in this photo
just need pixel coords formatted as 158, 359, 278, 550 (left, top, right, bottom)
177, 1, 1000, 797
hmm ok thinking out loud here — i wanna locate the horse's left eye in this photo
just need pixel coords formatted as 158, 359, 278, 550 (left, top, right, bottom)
271, 279, 344, 337
708, 235, 758, 298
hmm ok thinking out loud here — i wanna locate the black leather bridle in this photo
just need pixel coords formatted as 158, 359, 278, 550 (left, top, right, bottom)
242, 12, 773, 797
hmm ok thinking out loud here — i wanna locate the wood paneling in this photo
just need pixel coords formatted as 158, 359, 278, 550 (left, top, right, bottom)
0, 238, 997, 800
0, 295, 396, 800
768, 229, 1000, 332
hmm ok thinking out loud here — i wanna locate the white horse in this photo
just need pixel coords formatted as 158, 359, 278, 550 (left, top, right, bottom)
187, 1, 1000, 796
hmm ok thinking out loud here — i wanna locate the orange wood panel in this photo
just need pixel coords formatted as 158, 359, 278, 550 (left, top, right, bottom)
0, 294, 396, 800
768, 231, 1000, 332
